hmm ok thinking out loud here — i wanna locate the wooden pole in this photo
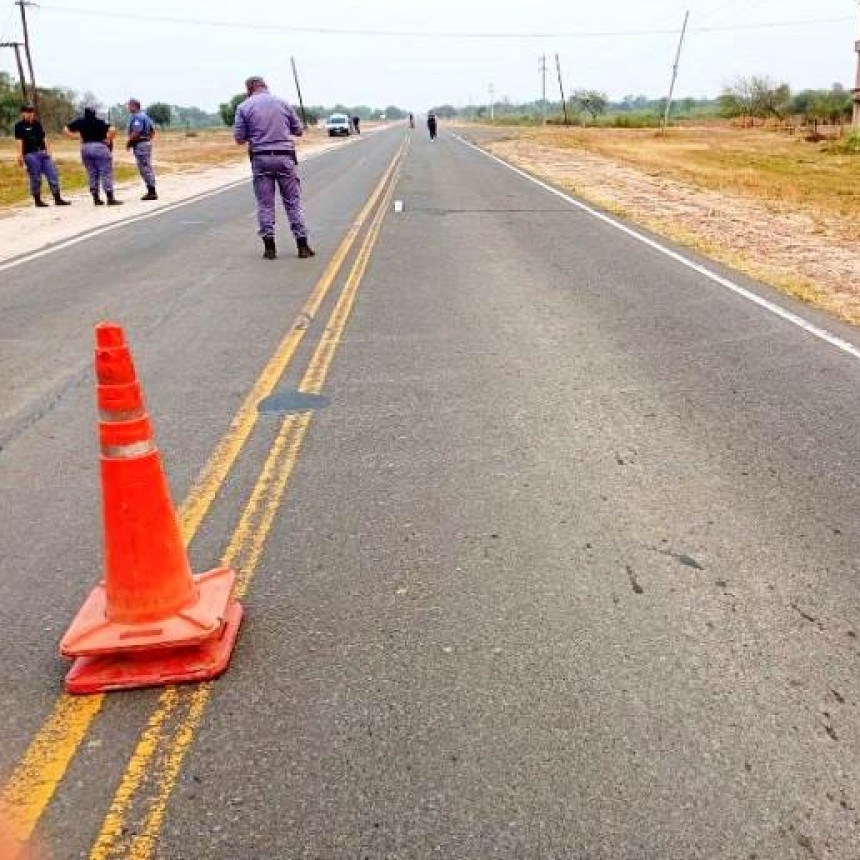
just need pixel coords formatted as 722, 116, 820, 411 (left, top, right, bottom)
16, 1, 40, 115
555, 53, 569, 125
661, 10, 690, 135
0, 41, 28, 101
290, 56, 308, 127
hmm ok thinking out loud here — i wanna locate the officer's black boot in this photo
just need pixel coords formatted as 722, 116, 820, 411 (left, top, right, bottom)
53, 190, 71, 206
296, 236, 315, 258
106, 191, 123, 206
262, 237, 277, 260
33, 194, 48, 208
141, 185, 158, 201
92, 192, 105, 206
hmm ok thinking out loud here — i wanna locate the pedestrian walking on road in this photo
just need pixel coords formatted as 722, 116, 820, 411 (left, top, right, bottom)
352, 115, 361, 134
126, 99, 158, 200
14, 104, 71, 208
427, 112, 438, 140
64, 107, 122, 206
233, 75, 314, 260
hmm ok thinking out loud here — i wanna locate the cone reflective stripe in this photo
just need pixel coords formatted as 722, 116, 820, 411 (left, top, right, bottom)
60, 322, 242, 693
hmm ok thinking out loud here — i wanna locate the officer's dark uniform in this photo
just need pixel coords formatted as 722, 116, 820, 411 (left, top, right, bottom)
13, 105, 70, 207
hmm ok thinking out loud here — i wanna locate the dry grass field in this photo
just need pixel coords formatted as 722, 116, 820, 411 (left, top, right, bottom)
510, 125, 860, 224
479, 124, 860, 324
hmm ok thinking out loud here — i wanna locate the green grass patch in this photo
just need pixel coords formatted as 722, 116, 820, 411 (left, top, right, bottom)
0, 160, 140, 206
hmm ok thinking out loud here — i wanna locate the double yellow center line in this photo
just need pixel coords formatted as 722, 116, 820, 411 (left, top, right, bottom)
0, 136, 406, 859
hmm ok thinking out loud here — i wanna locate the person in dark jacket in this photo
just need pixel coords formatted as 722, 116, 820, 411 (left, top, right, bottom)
427, 112, 438, 140
64, 107, 122, 206
14, 104, 71, 207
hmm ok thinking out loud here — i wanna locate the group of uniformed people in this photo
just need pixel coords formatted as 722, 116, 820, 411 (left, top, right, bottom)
13, 99, 158, 208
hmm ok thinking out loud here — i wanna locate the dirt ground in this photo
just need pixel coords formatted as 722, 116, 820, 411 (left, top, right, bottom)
477, 126, 860, 326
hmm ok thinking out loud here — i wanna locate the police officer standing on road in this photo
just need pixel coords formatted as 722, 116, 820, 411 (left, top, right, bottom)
14, 104, 71, 208
233, 75, 314, 261
126, 99, 158, 200
64, 107, 122, 206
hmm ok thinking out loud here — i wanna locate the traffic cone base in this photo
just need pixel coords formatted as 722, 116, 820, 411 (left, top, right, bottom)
64, 599, 243, 694
60, 566, 236, 658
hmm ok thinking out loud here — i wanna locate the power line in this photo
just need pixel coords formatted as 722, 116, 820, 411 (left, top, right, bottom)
35, 4, 854, 39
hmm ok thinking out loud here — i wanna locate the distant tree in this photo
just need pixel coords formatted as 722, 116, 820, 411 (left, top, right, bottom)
750, 77, 791, 120
428, 104, 457, 119
173, 105, 222, 128
570, 89, 608, 121
720, 76, 791, 121
219, 93, 245, 126
37, 86, 78, 132
790, 89, 816, 117
0, 72, 20, 134
675, 97, 698, 116
76, 90, 104, 114
107, 102, 131, 129
146, 102, 172, 128
719, 77, 757, 119
811, 83, 853, 125
383, 105, 407, 119
620, 93, 651, 111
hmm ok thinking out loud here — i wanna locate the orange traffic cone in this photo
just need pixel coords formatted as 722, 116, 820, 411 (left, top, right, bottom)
60, 322, 242, 694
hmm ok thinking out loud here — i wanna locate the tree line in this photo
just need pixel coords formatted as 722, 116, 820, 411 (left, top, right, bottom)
428, 80, 854, 127
0, 73, 222, 135
717, 78, 853, 124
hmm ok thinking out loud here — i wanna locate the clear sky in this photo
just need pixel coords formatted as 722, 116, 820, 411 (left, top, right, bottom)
0, 0, 856, 111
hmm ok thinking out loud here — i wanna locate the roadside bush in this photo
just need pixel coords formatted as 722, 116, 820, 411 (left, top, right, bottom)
610, 113, 661, 128
485, 115, 543, 126
832, 129, 860, 153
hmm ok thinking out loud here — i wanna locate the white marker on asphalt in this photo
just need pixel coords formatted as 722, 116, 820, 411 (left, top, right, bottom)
394, 200, 404, 213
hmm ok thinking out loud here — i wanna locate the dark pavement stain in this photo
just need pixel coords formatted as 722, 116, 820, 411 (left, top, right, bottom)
822, 712, 839, 742
791, 603, 825, 630
651, 546, 705, 570
258, 390, 330, 415
626, 565, 644, 595
796, 832, 817, 857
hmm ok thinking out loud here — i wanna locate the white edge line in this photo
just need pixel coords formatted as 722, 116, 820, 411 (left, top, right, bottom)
452, 132, 860, 363
0, 143, 338, 275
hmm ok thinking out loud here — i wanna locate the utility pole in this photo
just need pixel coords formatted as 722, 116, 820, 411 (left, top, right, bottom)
0, 41, 28, 101
853, 0, 860, 128
16, 0, 39, 115
660, 10, 689, 135
555, 53, 569, 125
488, 83, 495, 120
539, 54, 547, 123
290, 56, 308, 128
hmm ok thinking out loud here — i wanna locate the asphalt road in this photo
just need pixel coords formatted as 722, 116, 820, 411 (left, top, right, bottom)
2, 123, 860, 859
